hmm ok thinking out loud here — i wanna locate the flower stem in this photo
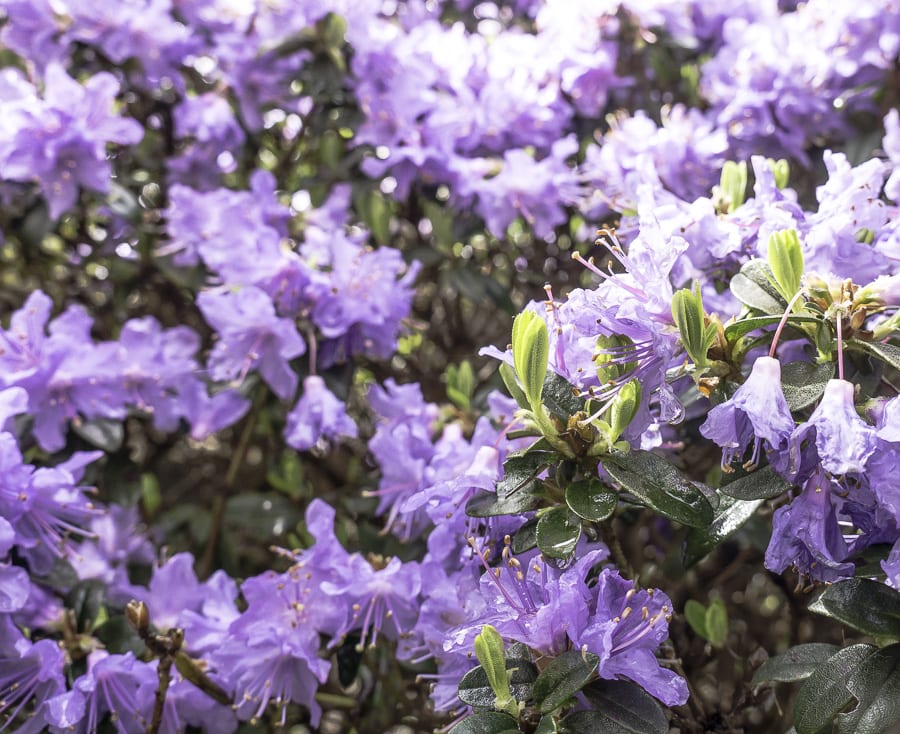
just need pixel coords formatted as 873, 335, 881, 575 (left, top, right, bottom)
768, 290, 805, 358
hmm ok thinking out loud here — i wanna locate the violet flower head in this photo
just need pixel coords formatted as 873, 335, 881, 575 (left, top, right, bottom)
789, 379, 877, 478
45, 651, 156, 734
0, 617, 67, 734
446, 544, 609, 659
209, 567, 337, 728
198, 286, 305, 401
322, 554, 422, 649
765, 467, 855, 582
284, 375, 357, 451
0, 65, 142, 219
700, 356, 794, 469
572, 567, 689, 707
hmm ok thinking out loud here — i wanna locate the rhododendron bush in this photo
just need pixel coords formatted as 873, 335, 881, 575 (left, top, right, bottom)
1, 1, 899, 733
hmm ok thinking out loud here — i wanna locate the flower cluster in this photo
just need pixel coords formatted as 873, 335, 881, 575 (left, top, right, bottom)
0, 0, 899, 732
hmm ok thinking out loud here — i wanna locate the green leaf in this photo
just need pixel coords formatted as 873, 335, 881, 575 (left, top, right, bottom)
447, 360, 475, 410
449, 712, 520, 734
720, 160, 748, 213
458, 659, 539, 708
720, 465, 792, 501
579, 679, 670, 734
730, 260, 786, 314
72, 417, 124, 452
837, 643, 900, 734
474, 625, 517, 716
769, 158, 790, 189
607, 380, 642, 443
497, 452, 555, 498
768, 229, 804, 302
723, 314, 820, 342
672, 287, 707, 367
466, 487, 540, 518
811, 578, 900, 639
536, 507, 582, 559
511, 517, 538, 554
542, 372, 584, 420
536, 715, 560, 734
683, 494, 763, 566
565, 479, 617, 522
705, 598, 728, 648
355, 188, 391, 245
533, 650, 600, 714
781, 361, 835, 411
684, 600, 708, 639
512, 311, 550, 409
751, 644, 842, 685
794, 644, 877, 734
500, 362, 530, 410
846, 339, 900, 373
604, 450, 714, 528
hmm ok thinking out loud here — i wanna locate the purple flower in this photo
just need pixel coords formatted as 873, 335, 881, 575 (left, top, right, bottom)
45, 651, 156, 734
178, 381, 250, 441
469, 136, 581, 239
0, 65, 142, 219
885, 109, 900, 202
765, 468, 855, 582
210, 566, 338, 727
322, 554, 422, 648
572, 568, 689, 707
788, 379, 877, 478
0, 617, 66, 734
700, 356, 794, 469
284, 375, 357, 451
198, 286, 305, 400
66, 504, 154, 605
883, 539, 900, 589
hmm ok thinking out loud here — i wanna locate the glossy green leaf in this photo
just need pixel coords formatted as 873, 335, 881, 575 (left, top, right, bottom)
72, 417, 124, 452
458, 659, 539, 709
723, 314, 819, 343
466, 486, 540, 518
837, 643, 900, 734
511, 517, 539, 554
794, 644, 877, 734
605, 450, 714, 528
720, 465, 792, 501
449, 712, 520, 734
730, 259, 786, 314
536, 507, 582, 559
751, 643, 841, 685
542, 372, 584, 420
565, 479, 617, 522
496, 452, 555, 498
811, 578, 900, 639
683, 494, 763, 566
846, 339, 900, 373
580, 679, 669, 734
781, 361, 835, 411
533, 650, 600, 714
536, 716, 559, 734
